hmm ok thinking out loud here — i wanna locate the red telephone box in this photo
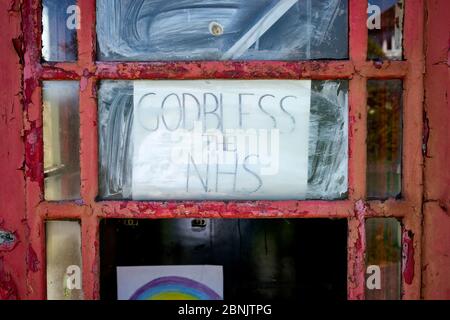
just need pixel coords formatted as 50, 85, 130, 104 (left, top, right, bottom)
0, 0, 449, 300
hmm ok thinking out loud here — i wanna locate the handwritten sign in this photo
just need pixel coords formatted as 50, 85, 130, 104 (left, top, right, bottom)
132, 80, 311, 200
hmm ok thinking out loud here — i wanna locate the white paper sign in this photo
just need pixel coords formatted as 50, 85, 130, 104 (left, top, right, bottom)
132, 80, 311, 200
117, 265, 223, 300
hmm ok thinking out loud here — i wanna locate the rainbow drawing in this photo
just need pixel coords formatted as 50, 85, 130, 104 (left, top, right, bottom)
129, 276, 222, 300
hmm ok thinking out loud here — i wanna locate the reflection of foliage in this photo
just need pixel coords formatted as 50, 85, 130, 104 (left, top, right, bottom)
367, 80, 402, 197
366, 219, 401, 265
367, 80, 402, 163
66, 31, 78, 60
368, 38, 386, 60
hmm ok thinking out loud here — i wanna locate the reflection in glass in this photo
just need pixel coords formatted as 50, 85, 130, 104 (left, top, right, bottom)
97, 80, 348, 200
367, 80, 402, 199
365, 218, 401, 300
97, 0, 348, 61
368, 0, 403, 60
43, 81, 80, 201
42, 0, 78, 62
100, 218, 348, 300
46, 221, 83, 300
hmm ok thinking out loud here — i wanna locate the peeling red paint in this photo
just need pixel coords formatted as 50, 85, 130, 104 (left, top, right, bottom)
104, 200, 345, 219
41, 65, 79, 80
422, 109, 430, 157
26, 245, 40, 273
80, 68, 94, 91
0, 258, 19, 300
347, 200, 366, 300
12, 36, 24, 65
23, 77, 38, 107
373, 60, 383, 69
0, 0, 28, 299
24, 123, 43, 184
0, 228, 19, 252
402, 229, 415, 285
8, 0, 21, 13
95, 60, 356, 80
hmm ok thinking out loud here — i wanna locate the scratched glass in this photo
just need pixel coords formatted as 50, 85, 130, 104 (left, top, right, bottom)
43, 81, 81, 201
96, 0, 348, 61
97, 80, 348, 200
42, 0, 78, 62
46, 221, 83, 300
367, 0, 404, 60
365, 218, 401, 300
367, 80, 402, 199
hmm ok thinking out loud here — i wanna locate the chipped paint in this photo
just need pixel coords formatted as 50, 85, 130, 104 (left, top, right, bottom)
422, 109, 430, 157
0, 229, 18, 252
26, 245, 40, 273
8, 0, 21, 13
24, 123, 43, 184
12, 36, 24, 65
98, 200, 350, 219
402, 229, 415, 285
0, 0, 28, 300
347, 200, 366, 300
80, 68, 94, 91
0, 258, 19, 300
95, 60, 354, 80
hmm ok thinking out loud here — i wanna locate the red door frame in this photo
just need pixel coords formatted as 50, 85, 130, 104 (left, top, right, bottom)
2, 0, 449, 300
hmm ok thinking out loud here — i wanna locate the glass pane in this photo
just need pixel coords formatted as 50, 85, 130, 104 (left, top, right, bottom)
97, 0, 348, 61
367, 0, 404, 60
42, 0, 78, 62
365, 218, 401, 300
43, 81, 81, 201
46, 221, 83, 300
100, 219, 347, 300
367, 80, 402, 199
98, 80, 348, 200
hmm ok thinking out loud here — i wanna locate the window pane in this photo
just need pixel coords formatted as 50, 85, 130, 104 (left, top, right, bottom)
42, 0, 78, 62
367, 0, 403, 60
97, 0, 348, 61
365, 218, 401, 300
98, 80, 348, 200
367, 80, 402, 199
43, 81, 81, 201
100, 219, 347, 300
46, 221, 83, 300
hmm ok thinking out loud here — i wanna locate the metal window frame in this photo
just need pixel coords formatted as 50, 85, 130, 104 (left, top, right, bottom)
21, 0, 425, 300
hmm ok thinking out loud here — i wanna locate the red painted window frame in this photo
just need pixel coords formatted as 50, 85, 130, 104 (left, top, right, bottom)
21, 0, 425, 300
